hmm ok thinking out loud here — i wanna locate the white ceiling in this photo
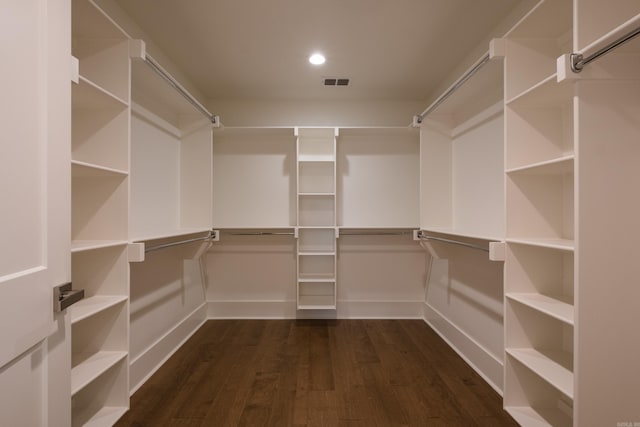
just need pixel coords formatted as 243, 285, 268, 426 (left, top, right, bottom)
114, 0, 523, 102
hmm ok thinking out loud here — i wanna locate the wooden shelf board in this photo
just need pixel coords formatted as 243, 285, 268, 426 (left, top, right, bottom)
298, 252, 336, 256
298, 155, 335, 162
419, 227, 502, 242
298, 278, 336, 283
506, 74, 573, 107
71, 240, 128, 253
131, 228, 212, 242
70, 295, 128, 325
507, 348, 574, 399
297, 304, 337, 310
73, 75, 128, 109
71, 160, 128, 177
81, 406, 128, 427
71, 351, 127, 396
506, 155, 574, 176
506, 238, 574, 252
507, 293, 574, 325
505, 406, 572, 427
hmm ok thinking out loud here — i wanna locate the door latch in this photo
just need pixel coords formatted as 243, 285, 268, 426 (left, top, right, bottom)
54, 282, 84, 313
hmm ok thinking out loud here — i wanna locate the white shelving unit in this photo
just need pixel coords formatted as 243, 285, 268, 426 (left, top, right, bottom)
504, 1, 640, 425
129, 56, 213, 243
70, 0, 131, 424
296, 128, 338, 310
419, 52, 505, 242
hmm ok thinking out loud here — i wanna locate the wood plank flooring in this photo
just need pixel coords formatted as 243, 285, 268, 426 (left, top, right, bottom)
116, 320, 517, 427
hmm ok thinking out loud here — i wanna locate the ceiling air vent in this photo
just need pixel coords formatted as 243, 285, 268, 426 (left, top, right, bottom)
324, 77, 350, 86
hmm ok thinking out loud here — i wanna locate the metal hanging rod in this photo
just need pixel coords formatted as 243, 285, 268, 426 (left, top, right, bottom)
418, 233, 489, 253
339, 231, 414, 236
143, 55, 219, 126
224, 231, 296, 236
571, 25, 640, 72
145, 232, 215, 254
414, 53, 491, 125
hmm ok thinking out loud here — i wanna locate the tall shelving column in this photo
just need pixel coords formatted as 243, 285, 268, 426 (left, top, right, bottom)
70, 0, 131, 425
502, 0, 575, 426
570, 0, 640, 424
296, 128, 338, 310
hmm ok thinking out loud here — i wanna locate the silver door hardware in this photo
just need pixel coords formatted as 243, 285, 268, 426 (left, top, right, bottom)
53, 282, 84, 313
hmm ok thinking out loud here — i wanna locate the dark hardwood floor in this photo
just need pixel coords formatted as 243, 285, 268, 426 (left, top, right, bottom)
115, 319, 517, 427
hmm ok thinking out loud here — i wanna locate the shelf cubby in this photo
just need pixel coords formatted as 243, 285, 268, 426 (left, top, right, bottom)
504, 0, 573, 101
505, 300, 574, 398
298, 162, 334, 194
505, 79, 573, 170
71, 357, 128, 427
298, 195, 336, 227
298, 228, 336, 253
71, 172, 128, 242
298, 254, 335, 281
505, 356, 573, 427
297, 282, 337, 310
506, 162, 574, 242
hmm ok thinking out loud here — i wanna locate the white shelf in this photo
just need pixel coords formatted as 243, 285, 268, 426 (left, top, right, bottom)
81, 406, 128, 427
506, 156, 574, 176
298, 304, 337, 310
298, 252, 336, 256
507, 75, 573, 107
507, 293, 574, 325
298, 277, 336, 283
298, 155, 334, 162
507, 348, 574, 399
298, 192, 335, 196
73, 75, 128, 110
506, 406, 573, 427
420, 227, 502, 242
71, 240, 128, 253
70, 295, 128, 325
506, 238, 574, 251
71, 160, 128, 177
71, 351, 128, 396
130, 228, 212, 242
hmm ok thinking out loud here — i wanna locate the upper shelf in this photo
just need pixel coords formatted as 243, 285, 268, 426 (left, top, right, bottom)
131, 58, 210, 131
72, 0, 128, 40
422, 58, 504, 129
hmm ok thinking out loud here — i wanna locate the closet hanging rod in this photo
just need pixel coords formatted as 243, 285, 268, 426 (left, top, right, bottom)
339, 231, 413, 236
224, 231, 296, 236
418, 234, 489, 253
414, 53, 491, 124
145, 232, 214, 254
143, 55, 219, 126
571, 25, 640, 72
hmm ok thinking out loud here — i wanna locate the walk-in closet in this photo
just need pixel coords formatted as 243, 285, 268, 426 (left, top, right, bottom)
2, 0, 639, 426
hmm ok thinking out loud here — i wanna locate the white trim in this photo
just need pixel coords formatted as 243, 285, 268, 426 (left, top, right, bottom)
423, 302, 504, 395
129, 303, 207, 395
207, 300, 424, 319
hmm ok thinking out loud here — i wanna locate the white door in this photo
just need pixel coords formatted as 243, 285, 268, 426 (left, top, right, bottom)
0, 0, 71, 426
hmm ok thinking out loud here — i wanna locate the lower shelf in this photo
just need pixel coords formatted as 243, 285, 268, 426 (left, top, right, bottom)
80, 406, 128, 427
506, 348, 573, 399
505, 406, 572, 427
71, 351, 128, 396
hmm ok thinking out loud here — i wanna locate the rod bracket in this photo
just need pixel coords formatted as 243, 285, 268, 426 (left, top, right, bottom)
570, 53, 584, 73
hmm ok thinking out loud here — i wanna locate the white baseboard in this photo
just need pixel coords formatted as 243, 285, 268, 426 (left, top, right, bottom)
423, 302, 504, 395
129, 303, 207, 395
207, 300, 424, 319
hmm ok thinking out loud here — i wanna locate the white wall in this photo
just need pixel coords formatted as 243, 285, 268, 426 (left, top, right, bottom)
423, 239, 504, 392
205, 234, 426, 319
129, 241, 207, 391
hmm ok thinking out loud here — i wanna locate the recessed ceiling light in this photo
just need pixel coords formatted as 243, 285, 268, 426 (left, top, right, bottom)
309, 53, 326, 65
